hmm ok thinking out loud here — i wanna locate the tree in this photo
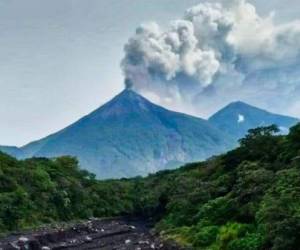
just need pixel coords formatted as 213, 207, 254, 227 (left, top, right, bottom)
238, 125, 281, 162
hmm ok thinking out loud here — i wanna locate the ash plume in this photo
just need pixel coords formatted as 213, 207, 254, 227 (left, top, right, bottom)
121, 0, 300, 117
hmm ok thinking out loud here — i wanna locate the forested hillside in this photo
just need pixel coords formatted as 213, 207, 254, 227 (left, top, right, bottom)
0, 123, 300, 250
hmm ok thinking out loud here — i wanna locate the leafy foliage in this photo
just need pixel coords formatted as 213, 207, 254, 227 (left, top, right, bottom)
1, 123, 300, 250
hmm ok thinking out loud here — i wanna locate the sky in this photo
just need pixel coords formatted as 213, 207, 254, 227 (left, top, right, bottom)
0, 0, 300, 146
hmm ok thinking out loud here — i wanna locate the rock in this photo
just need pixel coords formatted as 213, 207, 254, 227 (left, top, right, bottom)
69, 239, 77, 244
138, 240, 149, 245
18, 237, 29, 243
84, 236, 92, 242
125, 239, 131, 244
8, 242, 20, 250
28, 240, 41, 250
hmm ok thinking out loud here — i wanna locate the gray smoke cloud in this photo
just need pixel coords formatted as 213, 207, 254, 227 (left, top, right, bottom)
121, 0, 300, 117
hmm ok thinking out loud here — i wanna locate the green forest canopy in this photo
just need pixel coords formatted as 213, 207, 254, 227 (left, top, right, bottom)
0, 123, 300, 250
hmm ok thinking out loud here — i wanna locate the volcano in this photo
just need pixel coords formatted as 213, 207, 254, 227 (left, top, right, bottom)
0, 89, 234, 179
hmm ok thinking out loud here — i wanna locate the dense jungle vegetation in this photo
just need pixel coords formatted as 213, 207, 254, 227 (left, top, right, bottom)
0, 123, 300, 250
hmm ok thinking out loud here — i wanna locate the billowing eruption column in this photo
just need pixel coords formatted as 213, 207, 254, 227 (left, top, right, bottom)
121, 0, 300, 117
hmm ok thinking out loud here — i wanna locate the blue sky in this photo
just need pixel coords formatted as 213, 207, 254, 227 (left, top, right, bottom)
0, 0, 299, 146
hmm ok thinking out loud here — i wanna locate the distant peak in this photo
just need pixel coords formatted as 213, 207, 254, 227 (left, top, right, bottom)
94, 89, 153, 118
228, 101, 251, 107
209, 100, 267, 121
223, 101, 261, 111
115, 88, 146, 102
119, 88, 138, 96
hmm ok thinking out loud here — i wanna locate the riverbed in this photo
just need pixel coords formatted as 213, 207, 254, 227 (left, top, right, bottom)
0, 218, 184, 250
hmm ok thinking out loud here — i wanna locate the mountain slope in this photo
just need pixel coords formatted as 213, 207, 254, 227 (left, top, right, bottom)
0, 146, 23, 158
1, 90, 234, 179
209, 101, 299, 141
